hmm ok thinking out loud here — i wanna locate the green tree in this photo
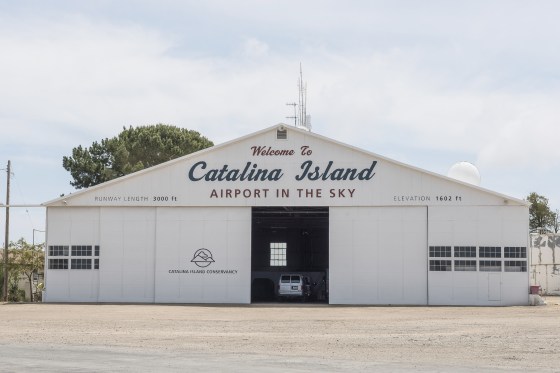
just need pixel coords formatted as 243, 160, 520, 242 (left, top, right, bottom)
526, 192, 555, 232
10, 238, 45, 302
63, 124, 214, 189
0, 239, 44, 302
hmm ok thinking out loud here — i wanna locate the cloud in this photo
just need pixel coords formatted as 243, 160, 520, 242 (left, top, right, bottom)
2, 2, 560, 243
2, 10, 559, 151
2, 11, 560, 173
242, 38, 270, 58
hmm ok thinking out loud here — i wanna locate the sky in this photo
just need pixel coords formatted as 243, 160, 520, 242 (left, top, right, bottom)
1, 1, 560, 244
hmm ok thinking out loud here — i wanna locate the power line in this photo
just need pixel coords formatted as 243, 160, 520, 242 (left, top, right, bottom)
12, 169, 40, 230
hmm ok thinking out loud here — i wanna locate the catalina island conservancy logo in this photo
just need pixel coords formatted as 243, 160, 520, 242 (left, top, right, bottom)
167, 248, 238, 275
191, 248, 215, 268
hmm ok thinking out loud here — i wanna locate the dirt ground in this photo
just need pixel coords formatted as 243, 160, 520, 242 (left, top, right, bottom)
1, 297, 559, 372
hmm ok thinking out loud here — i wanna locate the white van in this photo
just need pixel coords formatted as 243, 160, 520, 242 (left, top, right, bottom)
278, 274, 311, 300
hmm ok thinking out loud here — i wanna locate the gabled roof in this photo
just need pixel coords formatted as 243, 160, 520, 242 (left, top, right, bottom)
44, 123, 528, 207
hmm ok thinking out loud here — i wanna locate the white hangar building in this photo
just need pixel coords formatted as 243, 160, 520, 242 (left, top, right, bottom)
43, 124, 530, 305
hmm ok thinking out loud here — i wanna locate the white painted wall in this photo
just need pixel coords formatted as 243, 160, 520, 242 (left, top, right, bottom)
46, 204, 528, 305
154, 207, 251, 303
98, 208, 156, 302
428, 206, 529, 305
45, 207, 100, 302
50, 126, 524, 210
45, 206, 251, 303
330, 206, 428, 305
43, 126, 530, 305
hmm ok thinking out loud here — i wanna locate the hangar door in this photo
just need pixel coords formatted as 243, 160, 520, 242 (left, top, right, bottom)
251, 207, 329, 302
330, 207, 427, 305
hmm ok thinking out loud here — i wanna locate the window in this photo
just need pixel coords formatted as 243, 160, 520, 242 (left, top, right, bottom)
32, 272, 44, 281
430, 260, 452, 271
429, 246, 451, 257
504, 247, 526, 258
454, 246, 476, 258
504, 261, 527, 272
479, 260, 501, 272
276, 128, 287, 140
71, 258, 92, 269
479, 247, 501, 258
48, 244, 99, 270
48, 245, 69, 256
454, 260, 477, 271
270, 242, 287, 266
48, 259, 68, 269
71, 245, 92, 256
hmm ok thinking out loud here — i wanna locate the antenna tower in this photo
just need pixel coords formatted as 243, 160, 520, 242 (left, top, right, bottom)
285, 102, 297, 126
285, 64, 311, 131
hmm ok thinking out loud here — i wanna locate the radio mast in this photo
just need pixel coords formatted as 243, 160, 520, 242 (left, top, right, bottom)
286, 64, 311, 131
285, 102, 297, 126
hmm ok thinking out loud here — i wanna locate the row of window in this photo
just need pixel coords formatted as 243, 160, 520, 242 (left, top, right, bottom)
49, 244, 100, 270
48, 245, 100, 257
48, 258, 100, 270
429, 260, 527, 272
429, 246, 526, 259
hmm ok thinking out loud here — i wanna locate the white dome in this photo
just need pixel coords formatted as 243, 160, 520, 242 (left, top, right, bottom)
447, 162, 481, 186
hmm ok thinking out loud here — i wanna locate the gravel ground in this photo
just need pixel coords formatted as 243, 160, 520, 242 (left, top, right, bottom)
1, 297, 559, 372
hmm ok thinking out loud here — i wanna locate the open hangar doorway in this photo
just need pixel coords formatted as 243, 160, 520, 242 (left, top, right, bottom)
251, 207, 329, 303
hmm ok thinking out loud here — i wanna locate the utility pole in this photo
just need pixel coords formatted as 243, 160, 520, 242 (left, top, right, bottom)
32, 228, 45, 302
3, 160, 10, 301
